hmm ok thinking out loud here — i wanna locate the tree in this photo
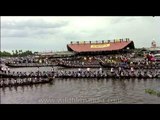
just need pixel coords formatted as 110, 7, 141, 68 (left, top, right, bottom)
12, 50, 14, 55
15, 50, 18, 55
0, 51, 12, 57
1, 50, 33, 57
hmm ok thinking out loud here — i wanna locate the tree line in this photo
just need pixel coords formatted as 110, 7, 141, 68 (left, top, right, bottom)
0, 50, 35, 57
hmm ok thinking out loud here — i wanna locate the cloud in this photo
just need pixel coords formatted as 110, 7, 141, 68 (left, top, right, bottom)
1, 19, 69, 29
1, 16, 160, 52
1, 19, 68, 38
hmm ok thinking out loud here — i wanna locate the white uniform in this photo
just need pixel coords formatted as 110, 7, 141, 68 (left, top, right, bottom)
7, 67, 10, 71
111, 68, 114, 73
87, 68, 90, 71
131, 67, 134, 72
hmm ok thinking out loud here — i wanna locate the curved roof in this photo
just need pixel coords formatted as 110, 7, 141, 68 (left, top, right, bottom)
67, 40, 134, 53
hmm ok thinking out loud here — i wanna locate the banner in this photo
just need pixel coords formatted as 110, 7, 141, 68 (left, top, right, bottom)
90, 44, 110, 48
79, 41, 85, 44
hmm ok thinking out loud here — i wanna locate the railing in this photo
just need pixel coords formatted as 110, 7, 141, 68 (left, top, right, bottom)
70, 38, 131, 44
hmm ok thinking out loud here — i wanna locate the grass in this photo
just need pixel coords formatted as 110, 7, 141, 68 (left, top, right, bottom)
145, 89, 160, 97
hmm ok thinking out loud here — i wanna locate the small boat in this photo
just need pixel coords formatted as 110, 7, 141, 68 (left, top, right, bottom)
99, 61, 160, 69
57, 62, 101, 68
0, 77, 53, 88
5, 63, 58, 68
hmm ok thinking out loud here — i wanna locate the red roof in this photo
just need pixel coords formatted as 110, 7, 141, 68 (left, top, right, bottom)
67, 41, 134, 52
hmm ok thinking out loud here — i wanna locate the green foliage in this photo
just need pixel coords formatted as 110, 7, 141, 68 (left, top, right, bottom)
145, 89, 160, 97
0, 50, 33, 57
20, 50, 33, 57
0, 51, 12, 57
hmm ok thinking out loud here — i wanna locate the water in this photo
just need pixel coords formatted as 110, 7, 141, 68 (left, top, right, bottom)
1, 67, 160, 104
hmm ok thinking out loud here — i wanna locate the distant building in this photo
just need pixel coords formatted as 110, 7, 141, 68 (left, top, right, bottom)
67, 38, 135, 55
145, 40, 160, 54
151, 40, 157, 48
35, 38, 136, 58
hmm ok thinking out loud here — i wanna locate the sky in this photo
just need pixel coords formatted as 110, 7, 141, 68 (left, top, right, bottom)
1, 16, 160, 52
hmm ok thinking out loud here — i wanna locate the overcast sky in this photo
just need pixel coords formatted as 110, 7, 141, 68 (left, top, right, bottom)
1, 16, 160, 52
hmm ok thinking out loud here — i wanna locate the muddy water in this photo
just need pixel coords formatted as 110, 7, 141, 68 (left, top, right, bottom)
1, 67, 160, 104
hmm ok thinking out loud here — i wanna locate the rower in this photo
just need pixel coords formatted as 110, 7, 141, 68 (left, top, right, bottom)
118, 66, 122, 74
8, 67, 11, 74
111, 67, 114, 73
1, 66, 6, 73
78, 68, 82, 73
99, 67, 102, 71
51, 67, 53, 72
130, 67, 134, 73
144, 70, 147, 76
87, 68, 90, 72
37, 67, 39, 72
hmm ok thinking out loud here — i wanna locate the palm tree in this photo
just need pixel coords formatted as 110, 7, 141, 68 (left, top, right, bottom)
19, 50, 23, 56
12, 50, 14, 55
15, 50, 18, 57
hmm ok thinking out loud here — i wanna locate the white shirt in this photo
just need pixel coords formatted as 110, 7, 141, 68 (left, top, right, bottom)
111, 68, 114, 72
87, 68, 90, 71
131, 67, 134, 72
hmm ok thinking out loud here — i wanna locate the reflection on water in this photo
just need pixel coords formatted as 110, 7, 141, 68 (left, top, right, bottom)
1, 67, 160, 104
1, 78, 160, 104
